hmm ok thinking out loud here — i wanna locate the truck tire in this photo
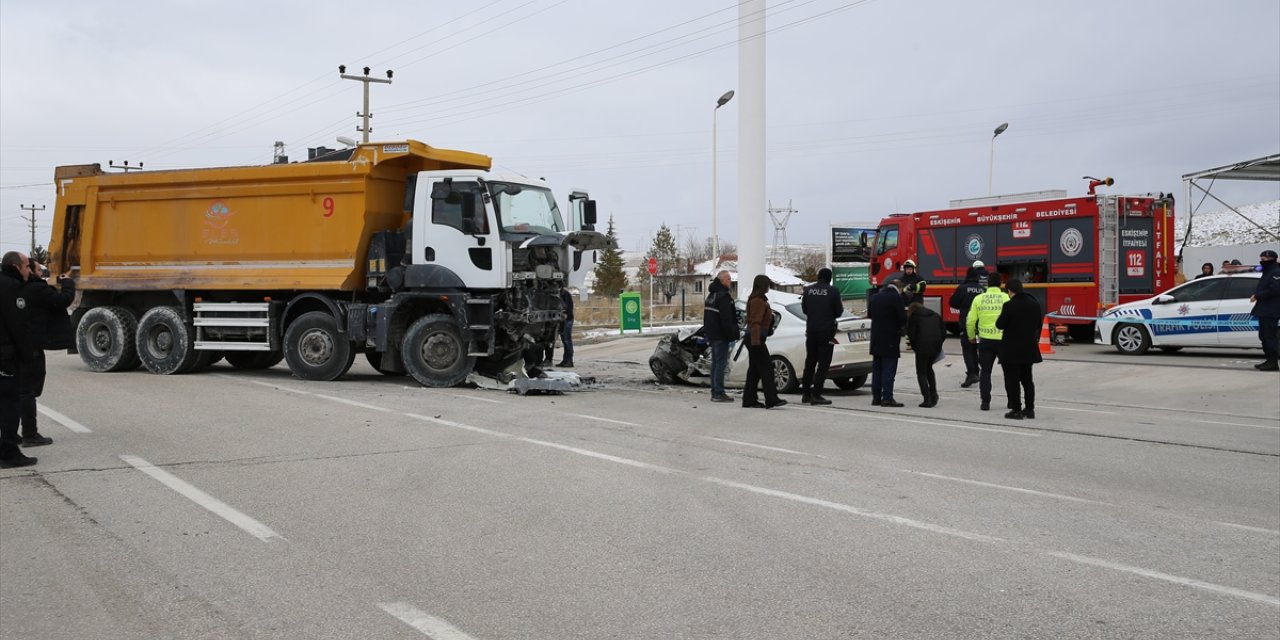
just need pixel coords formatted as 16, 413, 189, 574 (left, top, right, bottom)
76, 306, 141, 372
771, 355, 798, 394
401, 314, 475, 388
190, 350, 223, 372
136, 306, 199, 375
833, 374, 867, 391
283, 311, 352, 381
225, 351, 284, 370
1113, 323, 1152, 355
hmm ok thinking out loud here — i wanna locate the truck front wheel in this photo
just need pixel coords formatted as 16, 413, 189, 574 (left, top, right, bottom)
401, 314, 475, 388
136, 307, 198, 375
283, 311, 352, 381
77, 306, 141, 372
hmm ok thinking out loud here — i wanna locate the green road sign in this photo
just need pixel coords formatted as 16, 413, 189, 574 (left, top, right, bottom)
620, 291, 642, 333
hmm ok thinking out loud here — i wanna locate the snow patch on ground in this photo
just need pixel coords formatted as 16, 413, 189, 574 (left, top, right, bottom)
1176, 200, 1279, 246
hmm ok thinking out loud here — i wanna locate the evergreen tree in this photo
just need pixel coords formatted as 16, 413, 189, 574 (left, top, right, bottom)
640, 224, 681, 302
591, 215, 629, 297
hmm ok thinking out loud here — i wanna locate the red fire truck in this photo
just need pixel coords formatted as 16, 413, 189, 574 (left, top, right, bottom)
867, 180, 1176, 340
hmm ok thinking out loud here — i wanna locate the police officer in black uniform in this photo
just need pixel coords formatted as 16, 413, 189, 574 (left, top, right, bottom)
18, 258, 75, 445
1, 251, 37, 468
800, 267, 843, 405
1250, 249, 1280, 371
948, 263, 987, 387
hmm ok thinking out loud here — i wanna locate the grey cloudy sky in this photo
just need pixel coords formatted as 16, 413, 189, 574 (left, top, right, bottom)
2, 0, 1278, 257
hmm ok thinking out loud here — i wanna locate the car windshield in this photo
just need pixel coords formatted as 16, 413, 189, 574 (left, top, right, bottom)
487, 181, 564, 235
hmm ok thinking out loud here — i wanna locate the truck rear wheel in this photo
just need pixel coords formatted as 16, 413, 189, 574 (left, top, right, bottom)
76, 306, 141, 372
225, 351, 284, 370
283, 311, 352, 381
401, 314, 475, 388
137, 306, 199, 375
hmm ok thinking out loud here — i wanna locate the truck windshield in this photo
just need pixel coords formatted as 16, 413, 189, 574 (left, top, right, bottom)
487, 182, 564, 235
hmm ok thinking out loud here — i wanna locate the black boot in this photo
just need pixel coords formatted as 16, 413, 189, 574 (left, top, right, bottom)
0, 443, 37, 468
1258, 357, 1279, 372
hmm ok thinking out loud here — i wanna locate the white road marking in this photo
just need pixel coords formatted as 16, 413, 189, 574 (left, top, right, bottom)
378, 602, 478, 639
1193, 419, 1280, 430
243, 378, 312, 395
904, 471, 1113, 506
36, 404, 92, 433
438, 392, 507, 405
405, 413, 507, 438
572, 414, 640, 426
313, 393, 394, 412
119, 455, 285, 543
796, 406, 1039, 437
1215, 521, 1280, 536
1045, 551, 1280, 607
707, 437, 828, 458
1035, 404, 1114, 414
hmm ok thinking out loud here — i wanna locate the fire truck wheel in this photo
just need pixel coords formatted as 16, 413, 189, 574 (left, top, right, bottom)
771, 356, 798, 394
401, 314, 475, 388
76, 305, 141, 373
833, 374, 867, 391
136, 306, 199, 375
1113, 323, 1152, 355
283, 311, 353, 381
225, 351, 284, 370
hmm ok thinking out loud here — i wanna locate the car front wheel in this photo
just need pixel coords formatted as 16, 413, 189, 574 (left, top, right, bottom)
1114, 324, 1152, 355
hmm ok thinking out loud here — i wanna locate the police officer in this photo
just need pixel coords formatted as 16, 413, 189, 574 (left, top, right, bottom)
1250, 249, 1280, 371
965, 273, 1007, 411
1, 251, 37, 468
800, 267, 843, 405
948, 264, 987, 388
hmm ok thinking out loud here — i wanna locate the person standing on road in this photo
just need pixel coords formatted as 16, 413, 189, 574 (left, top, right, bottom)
994, 279, 1043, 419
800, 267, 842, 405
17, 257, 75, 446
900, 260, 926, 305
906, 302, 945, 408
741, 275, 785, 409
0, 252, 38, 468
1249, 249, 1280, 371
966, 273, 1007, 412
868, 279, 907, 407
949, 265, 986, 388
703, 270, 737, 403
555, 286, 575, 368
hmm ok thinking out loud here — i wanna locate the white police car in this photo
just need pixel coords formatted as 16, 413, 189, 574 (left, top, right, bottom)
1095, 268, 1266, 355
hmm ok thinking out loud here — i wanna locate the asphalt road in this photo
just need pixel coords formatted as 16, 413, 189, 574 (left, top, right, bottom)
2, 338, 1277, 639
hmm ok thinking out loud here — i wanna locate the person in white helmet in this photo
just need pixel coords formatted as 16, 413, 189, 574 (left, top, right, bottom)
900, 259, 926, 304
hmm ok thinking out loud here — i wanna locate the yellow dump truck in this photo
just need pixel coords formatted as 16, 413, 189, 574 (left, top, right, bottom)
49, 140, 610, 387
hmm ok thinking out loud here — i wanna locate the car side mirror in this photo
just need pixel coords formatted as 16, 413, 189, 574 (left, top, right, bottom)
1153, 294, 1175, 304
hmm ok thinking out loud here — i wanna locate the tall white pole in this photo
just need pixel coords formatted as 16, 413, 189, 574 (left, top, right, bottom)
737, 0, 766, 300
712, 107, 719, 266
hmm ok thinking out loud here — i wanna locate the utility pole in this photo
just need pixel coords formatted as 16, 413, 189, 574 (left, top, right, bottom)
19, 203, 45, 255
339, 65, 394, 143
108, 160, 144, 172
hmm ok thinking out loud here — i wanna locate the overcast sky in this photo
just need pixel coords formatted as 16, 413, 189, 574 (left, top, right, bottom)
2, 0, 1277, 258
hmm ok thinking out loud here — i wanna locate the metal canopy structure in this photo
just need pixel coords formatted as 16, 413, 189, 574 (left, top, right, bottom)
1180, 153, 1280, 255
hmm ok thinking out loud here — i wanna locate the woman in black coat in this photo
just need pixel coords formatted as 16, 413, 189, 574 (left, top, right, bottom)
994, 279, 1043, 419
906, 302, 946, 407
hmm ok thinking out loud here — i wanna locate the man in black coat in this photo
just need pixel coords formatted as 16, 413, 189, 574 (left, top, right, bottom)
555, 287, 575, 368
906, 302, 946, 408
994, 279, 1043, 419
1250, 249, 1280, 371
702, 270, 737, 402
0, 252, 38, 467
868, 280, 907, 407
18, 258, 76, 445
948, 265, 986, 387
800, 267, 843, 405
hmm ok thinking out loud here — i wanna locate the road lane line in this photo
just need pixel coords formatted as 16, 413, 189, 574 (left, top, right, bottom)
378, 603, 478, 639
1045, 551, 1280, 607
904, 471, 1114, 506
36, 404, 92, 433
314, 393, 394, 412
1035, 404, 1115, 414
119, 455, 286, 542
1194, 419, 1280, 430
1215, 521, 1280, 536
404, 413, 507, 438
707, 437, 828, 458
436, 392, 507, 405
572, 414, 640, 426
796, 406, 1039, 437
243, 378, 312, 395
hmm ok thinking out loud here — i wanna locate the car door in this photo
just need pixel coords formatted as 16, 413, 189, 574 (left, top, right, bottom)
1219, 276, 1261, 348
1150, 277, 1226, 346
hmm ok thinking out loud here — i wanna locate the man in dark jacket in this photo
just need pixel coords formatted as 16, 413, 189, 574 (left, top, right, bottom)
868, 280, 907, 407
948, 265, 986, 387
18, 258, 76, 445
555, 287, 575, 368
1, 252, 38, 468
800, 267, 843, 405
906, 302, 945, 408
702, 270, 737, 402
994, 279, 1043, 419
1250, 249, 1280, 371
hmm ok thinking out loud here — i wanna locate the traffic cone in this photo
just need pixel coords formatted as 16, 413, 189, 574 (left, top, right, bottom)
1038, 319, 1056, 355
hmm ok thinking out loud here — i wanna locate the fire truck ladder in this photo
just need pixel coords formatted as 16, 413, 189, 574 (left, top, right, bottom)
1097, 196, 1119, 310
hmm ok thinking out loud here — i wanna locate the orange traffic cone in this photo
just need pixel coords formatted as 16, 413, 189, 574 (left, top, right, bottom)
1038, 320, 1056, 355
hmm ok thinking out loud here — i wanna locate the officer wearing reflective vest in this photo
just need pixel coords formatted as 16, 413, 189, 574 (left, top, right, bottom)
900, 260, 927, 304
965, 273, 1006, 411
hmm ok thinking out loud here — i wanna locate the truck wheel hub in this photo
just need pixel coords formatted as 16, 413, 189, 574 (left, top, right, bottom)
299, 329, 334, 365
421, 332, 459, 370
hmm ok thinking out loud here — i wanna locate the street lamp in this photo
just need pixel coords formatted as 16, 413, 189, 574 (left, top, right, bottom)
711, 89, 735, 266
988, 122, 1008, 196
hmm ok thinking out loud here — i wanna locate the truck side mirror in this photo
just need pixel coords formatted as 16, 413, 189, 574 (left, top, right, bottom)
583, 200, 597, 227
430, 180, 453, 200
